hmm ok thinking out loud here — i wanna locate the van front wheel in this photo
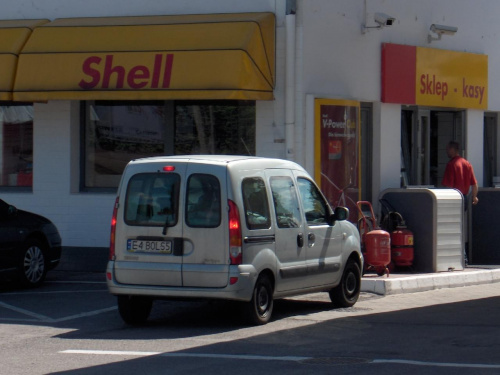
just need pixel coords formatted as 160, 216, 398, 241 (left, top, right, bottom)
329, 260, 361, 308
117, 295, 153, 325
245, 275, 274, 325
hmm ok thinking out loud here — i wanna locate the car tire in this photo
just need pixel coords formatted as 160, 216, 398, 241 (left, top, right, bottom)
329, 259, 361, 308
245, 274, 274, 325
18, 239, 47, 288
117, 295, 153, 325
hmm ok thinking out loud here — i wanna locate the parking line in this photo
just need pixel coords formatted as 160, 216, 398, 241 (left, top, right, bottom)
61, 350, 310, 362
0, 301, 116, 323
54, 306, 117, 322
60, 350, 500, 369
0, 290, 109, 296
47, 281, 107, 285
373, 359, 500, 369
0, 301, 54, 322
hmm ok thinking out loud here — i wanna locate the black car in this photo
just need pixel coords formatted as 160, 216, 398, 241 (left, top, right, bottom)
0, 199, 62, 287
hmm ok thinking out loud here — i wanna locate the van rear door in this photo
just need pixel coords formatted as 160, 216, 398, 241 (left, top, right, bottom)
182, 163, 228, 288
114, 163, 185, 287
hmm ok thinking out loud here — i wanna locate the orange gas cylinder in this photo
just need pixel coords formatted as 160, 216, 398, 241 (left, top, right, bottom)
391, 226, 414, 267
363, 229, 391, 268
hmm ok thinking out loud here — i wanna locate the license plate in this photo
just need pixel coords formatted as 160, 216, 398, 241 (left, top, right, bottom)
127, 239, 172, 254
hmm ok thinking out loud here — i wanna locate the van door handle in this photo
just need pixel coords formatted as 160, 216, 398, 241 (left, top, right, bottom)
308, 233, 315, 247
297, 233, 304, 248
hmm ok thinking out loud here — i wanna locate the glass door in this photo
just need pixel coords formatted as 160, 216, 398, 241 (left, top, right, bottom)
417, 109, 431, 186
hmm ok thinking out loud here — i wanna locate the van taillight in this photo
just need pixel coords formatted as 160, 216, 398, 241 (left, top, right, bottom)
228, 199, 242, 265
109, 197, 119, 260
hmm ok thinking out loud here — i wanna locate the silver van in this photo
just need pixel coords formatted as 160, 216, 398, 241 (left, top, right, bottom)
107, 155, 363, 325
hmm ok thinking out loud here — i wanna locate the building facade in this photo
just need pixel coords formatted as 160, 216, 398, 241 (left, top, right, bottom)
1, 0, 499, 266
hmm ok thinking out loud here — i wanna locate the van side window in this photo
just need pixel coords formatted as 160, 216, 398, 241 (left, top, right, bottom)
125, 173, 180, 226
186, 174, 221, 228
270, 177, 301, 228
297, 178, 329, 225
242, 177, 271, 230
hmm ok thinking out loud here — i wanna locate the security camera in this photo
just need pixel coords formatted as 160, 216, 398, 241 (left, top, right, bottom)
430, 24, 458, 35
374, 12, 396, 27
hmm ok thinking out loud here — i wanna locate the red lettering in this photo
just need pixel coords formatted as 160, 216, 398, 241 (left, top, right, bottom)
419, 74, 448, 100
151, 54, 162, 88
79, 56, 102, 89
128, 66, 149, 89
79, 53, 174, 90
163, 54, 174, 88
102, 55, 125, 89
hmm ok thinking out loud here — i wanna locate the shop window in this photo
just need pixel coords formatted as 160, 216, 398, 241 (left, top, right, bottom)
483, 114, 498, 187
82, 100, 255, 191
0, 105, 33, 188
175, 101, 255, 155
83, 101, 168, 189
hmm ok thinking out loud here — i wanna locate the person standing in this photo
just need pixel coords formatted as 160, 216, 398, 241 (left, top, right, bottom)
442, 141, 479, 206
441, 141, 478, 265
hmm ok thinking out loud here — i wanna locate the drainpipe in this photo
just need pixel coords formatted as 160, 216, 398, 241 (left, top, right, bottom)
285, 10, 296, 160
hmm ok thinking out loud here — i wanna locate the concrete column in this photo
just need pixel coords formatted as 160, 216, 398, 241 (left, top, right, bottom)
372, 102, 402, 207
465, 109, 484, 187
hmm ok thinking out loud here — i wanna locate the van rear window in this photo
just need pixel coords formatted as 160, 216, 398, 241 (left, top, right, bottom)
124, 173, 180, 226
186, 174, 221, 228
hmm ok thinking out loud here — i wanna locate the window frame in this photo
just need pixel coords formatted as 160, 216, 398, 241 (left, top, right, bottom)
124, 172, 181, 228
0, 102, 34, 192
241, 176, 272, 230
185, 173, 222, 228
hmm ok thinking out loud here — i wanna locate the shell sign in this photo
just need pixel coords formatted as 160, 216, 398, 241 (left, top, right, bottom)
381, 43, 488, 110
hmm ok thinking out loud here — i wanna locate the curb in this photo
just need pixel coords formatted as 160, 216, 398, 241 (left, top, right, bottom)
361, 268, 500, 295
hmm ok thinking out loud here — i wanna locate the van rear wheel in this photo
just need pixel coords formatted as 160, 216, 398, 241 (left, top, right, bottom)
245, 274, 274, 325
329, 260, 361, 308
117, 295, 153, 325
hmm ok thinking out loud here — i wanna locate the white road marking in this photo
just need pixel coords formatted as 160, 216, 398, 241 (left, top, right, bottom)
373, 359, 500, 369
61, 350, 500, 369
0, 301, 53, 321
62, 350, 160, 356
47, 281, 107, 285
53, 307, 117, 322
61, 350, 310, 362
0, 301, 116, 323
1, 290, 109, 296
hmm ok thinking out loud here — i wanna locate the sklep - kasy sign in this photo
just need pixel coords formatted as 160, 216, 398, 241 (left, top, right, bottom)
381, 43, 488, 110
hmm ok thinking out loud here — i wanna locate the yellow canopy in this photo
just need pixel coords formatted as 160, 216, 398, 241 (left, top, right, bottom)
13, 13, 275, 101
0, 19, 48, 101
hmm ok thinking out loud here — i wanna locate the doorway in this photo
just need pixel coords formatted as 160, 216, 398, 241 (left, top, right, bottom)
401, 108, 465, 187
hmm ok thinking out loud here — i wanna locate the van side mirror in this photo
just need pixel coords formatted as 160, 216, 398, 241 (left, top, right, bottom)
329, 206, 349, 225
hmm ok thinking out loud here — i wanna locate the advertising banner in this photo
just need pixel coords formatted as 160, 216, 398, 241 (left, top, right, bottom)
382, 43, 488, 109
314, 99, 360, 222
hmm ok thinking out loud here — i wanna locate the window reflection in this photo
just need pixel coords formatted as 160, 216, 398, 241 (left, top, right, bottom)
0, 105, 33, 187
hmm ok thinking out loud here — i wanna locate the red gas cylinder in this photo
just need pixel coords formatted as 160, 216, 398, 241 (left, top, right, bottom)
391, 226, 414, 267
363, 229, 391, 267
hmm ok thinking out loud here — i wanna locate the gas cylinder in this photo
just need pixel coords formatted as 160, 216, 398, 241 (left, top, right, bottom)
391, 226, 414, 267
363, 229, 391, 268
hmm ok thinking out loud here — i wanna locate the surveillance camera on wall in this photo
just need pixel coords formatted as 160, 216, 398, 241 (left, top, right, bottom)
375, 12, 396, 27
428, 23, 458, 43
430, 24, 458, 35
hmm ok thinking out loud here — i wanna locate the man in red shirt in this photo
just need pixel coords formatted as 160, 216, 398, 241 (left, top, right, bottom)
442, 141, 479, 206
442, 141, 478, 266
